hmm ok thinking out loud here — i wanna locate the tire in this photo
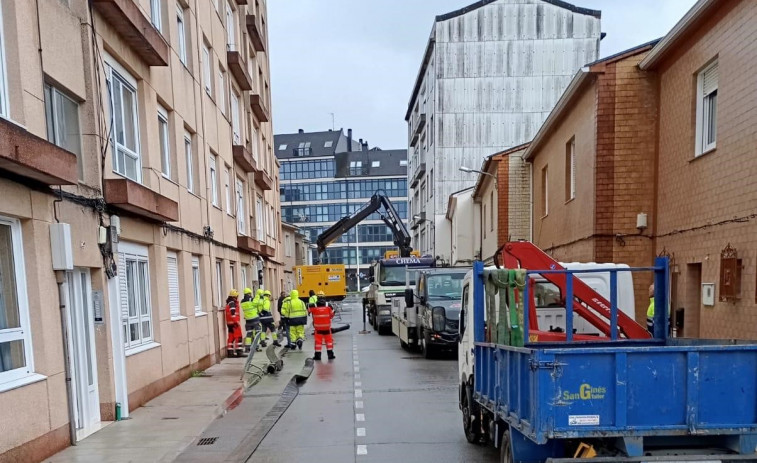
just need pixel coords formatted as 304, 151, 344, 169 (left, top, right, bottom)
378, 325, 390, 336
421, 334, 434, 359
499, 430, 513, 463
400, 337, 408, 349
462, 384, 481, 444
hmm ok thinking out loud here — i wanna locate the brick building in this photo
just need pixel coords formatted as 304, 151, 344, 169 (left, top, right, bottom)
639, 0, 757, 338
524, 42, 659, 321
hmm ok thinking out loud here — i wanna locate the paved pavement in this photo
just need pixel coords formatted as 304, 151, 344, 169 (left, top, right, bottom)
46, 299, 498, 462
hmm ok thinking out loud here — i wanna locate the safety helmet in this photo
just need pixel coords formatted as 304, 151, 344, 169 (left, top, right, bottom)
244, 288, 253, 295
317, 291, 325, 297
229, 289, 239, 298
264, 290, 272, 296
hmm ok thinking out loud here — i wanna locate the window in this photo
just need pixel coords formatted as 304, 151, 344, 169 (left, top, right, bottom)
349, 161, 363, 176
541, 166, 548, 217
280, 160, 335, 180
0, 0, 8, 118
251, 126, 259, 161
565, 137, 576, 201
490, 191, 494, 232
192, 257, 202, 315
278, 144, 287, 151
44, 84, 82, 177
268, 205, 274, 237
294, 141, 312, 157
241, 265, 248, 290
420, 182, 426, 204
210, 154, 219, 207
256, 197, 264, 240
157, 105, 170, 178
202, 43, 212, 95
231, 90, 241, 144
118, 243, 153, 350
150, 0, 162, 33
218, 68, 226, 113
106, 62, 141, 182
0, 217, 35, 388
430, 170, 434, 196
371, 161, 380, 168
483, 205, 487, 239
226, 2, 236, 51
696, 60, 718, 156
230, 263, 236, 291
285, 233, 292, 257
400, 159, 408, 167
176, 5, 187, 65
324, 140, 333, 148
224, 168, 232, 215
184, 133, 194, 193
215, 260, 223, 307
167, 251, 180, 319
236, 179, 246, 235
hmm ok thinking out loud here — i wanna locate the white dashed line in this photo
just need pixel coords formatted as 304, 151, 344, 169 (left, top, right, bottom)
354, 367, 360, 373
355, 373, 361, 380
355, 400, 363, 409
357, 427, 366, 437
355, 381, 362, 387
356, 413, 365, 421
355, 389, 363, 398
357, 444, 367, 455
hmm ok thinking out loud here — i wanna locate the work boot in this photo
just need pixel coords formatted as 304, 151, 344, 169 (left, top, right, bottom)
244, 346, 251, 353
226, 349, 234, 358
327, 350, 335, 360
273, 340, 281, 347
260, 340, 267, 348
313, 351, 322, 361
297, 339, 303, 350
236, 349, 245, 358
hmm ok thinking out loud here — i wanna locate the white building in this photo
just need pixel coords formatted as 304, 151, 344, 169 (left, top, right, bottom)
406, 0, 601, 263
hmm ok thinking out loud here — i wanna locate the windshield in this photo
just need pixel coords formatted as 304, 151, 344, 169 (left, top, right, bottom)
379, 267, 421, 286
534, 281, 562, 308
427, 273, 465, 300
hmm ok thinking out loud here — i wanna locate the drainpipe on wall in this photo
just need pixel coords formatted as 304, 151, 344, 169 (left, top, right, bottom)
55, 270, 78, 446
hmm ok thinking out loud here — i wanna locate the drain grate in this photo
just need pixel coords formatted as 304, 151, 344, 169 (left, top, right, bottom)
197, 437, 219, 446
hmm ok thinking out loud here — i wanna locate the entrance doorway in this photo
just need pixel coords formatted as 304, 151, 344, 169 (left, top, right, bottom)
67, 269, 101, 440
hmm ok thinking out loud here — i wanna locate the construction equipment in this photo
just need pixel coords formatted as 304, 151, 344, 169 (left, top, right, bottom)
294, 264, 346, 302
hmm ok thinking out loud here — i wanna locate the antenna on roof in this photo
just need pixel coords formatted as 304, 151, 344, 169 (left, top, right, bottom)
329, 112, 335, 131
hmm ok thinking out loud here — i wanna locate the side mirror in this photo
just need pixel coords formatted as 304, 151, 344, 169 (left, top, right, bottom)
405, 288, 414, 308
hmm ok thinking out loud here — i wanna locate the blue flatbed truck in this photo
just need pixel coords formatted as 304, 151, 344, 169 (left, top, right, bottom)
458, 258, 757, 462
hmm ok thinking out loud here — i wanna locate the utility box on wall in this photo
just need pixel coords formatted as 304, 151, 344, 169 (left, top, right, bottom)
50, 223, 74, 270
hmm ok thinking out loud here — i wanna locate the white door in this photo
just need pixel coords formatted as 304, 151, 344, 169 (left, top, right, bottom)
67, 269, 101, 440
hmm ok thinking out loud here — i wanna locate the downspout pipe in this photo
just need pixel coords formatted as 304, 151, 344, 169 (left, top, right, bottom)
55, 270, 77, 446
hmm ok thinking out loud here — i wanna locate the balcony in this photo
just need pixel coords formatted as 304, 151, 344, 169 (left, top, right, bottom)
234, 0, 248, 4
104, 178, 179, 222
410, 162, 426, 188
92, 0, 169, 66
261, 244, 275, 259
250, 94, 270, 123
254, 170, 273, 191
0, 118, 78, 185
237, 235, 261, 254
232, 145, 257, 173
411, 211, 426, 230
226, 51, 252, 91
246, 15, 266, 53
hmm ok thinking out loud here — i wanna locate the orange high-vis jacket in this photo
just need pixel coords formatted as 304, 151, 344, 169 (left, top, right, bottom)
225, 299, 240, 326
310, 304, 334, 332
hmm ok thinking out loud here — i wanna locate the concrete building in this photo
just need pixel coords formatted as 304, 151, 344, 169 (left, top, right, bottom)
640, 0, 757, 339
276, 130, 408, 291
406, 0, 601, 263
446, 188, 476, 266
281, 222, 310, 292
0, 0, 281, 460
524, 42, 659, 321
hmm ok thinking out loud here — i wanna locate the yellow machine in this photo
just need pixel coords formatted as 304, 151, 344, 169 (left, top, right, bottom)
294, 264, 346, 301
384, 250, 421, 259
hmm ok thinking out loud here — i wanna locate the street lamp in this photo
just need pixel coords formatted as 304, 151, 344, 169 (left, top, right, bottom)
459, 165, 496, 179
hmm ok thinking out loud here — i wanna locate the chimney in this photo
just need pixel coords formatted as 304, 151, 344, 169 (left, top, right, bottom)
347, 129, 353, 152
298, 128, 304, 134
359, 138, 363, 146
362, 142, 368, 152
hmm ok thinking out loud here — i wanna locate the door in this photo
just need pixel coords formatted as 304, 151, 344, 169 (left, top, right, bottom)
67, 269, 100, 440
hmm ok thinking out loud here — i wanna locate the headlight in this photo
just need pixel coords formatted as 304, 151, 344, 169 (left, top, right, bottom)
379, 309, 391, 315
432, 307, 446, 332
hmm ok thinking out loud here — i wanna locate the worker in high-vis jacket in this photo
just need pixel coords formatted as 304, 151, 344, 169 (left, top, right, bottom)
242, 288, 260, 352
646, 284, 655, 334
309, 291, 335, 361
259, 290, 280, 347
308, 289, 318, 308
224, 289, 243, 357
281, 289, 308, 350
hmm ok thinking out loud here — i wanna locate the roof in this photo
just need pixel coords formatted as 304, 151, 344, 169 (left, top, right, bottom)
333, 150, 408, 178
523, 40, 658, 161
639, 0, 720, 70
406, 0, 602, 119
471, 143, 530, 200
274, 129, 346, 159
446, 186, 475, 220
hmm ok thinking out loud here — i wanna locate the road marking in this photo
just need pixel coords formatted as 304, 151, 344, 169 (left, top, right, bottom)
355, 389, 363, 398
356, 413, 365, 421
353, 360, 360, 366
355, 401, 363, 409
357, 444, 367, 455
355, 381, 362, 387
355, 373, 361, 380
357, 427, 366, 437
354, 367, 360, 373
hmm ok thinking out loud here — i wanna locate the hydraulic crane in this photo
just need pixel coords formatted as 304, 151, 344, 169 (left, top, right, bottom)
316, 192, 413, 258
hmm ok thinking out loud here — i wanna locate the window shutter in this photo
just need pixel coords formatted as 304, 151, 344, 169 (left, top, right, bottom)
118, 252, 129, 347
167, 253, 180, 317
702, 62, 718, 96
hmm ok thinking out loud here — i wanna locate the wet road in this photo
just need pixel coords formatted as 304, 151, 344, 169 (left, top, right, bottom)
248, 299, 498, 463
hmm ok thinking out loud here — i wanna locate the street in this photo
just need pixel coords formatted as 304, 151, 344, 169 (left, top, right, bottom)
179, 298, 498, 463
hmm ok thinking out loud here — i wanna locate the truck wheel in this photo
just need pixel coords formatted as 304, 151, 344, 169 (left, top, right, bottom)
462, 385, 481, 444
378, 325, 390, 335
421, 335, 434, 359
400, 337, 408, 349
499, 431, 513, 463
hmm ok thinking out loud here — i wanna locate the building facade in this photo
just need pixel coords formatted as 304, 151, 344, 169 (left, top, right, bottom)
0, 0, 281, 460
281, 222, 310, 292
406, 0, 601, 263
276, 130, 408, 291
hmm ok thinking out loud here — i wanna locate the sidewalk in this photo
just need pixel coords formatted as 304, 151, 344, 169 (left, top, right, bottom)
44, 350, 301, 463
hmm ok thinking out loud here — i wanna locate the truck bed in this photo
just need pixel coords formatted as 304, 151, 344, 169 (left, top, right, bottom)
474, 338, 757, 448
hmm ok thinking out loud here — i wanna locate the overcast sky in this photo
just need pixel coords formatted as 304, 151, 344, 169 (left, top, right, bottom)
268, 0, 697, 149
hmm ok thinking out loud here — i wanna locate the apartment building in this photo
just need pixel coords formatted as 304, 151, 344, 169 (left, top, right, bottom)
0, 0, 280, 460
639, 0, 757, 338
406, 0, 601, 262
524, 42, 659, 321
276, 129, 408, 290
281, 222, 310, 292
